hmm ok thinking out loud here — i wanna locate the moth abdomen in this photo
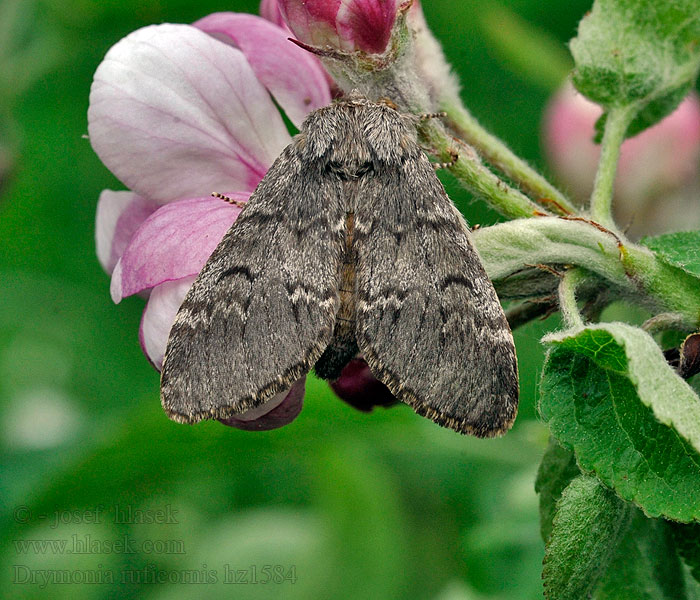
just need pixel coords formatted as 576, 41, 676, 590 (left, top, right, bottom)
315, 208, 360, 381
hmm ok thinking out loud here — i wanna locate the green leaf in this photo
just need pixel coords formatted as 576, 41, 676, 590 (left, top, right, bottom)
535, 438, 581, 543
540, 322, 700, 521
542, 475, 631, 600
671, 522, 700, 583
641, 231, 700, 279
595, 511, 687, 599
570, 0, 700, 135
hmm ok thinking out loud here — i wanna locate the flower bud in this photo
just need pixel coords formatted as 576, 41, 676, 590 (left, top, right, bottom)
277, 0, 401, 55
331, 358, 398, 412
543, 82, 700, 236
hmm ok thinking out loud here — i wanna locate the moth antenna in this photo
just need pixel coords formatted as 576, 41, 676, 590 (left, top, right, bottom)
288, 37, 348, 60
419, 111, 447, 121
622, 216, 635, 234
211, 192, 247, 208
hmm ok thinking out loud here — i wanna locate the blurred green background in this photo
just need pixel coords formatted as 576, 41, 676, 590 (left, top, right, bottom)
0, 0, 591, 598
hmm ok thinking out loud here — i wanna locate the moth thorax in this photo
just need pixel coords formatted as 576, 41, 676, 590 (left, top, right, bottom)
326, 144, 375, 180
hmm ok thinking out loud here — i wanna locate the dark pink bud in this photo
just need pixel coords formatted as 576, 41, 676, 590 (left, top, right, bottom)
331, 358, 398, 412
276, 0, 402, 54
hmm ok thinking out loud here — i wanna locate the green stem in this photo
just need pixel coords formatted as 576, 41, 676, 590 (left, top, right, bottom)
473, 217, 700, 327
441, 99, 576, 216
589, 106, 635, 229
558, 269, 586, 329
422, 121, 547, 220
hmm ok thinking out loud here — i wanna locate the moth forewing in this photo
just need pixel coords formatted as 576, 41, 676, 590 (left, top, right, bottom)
351, 114, 518, 437
160, 142, 346, 424
160, 94, 518, 435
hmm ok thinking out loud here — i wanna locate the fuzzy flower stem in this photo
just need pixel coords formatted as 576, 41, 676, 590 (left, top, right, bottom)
421, 120, 548, 219
589, 105, 635, 229
474, 217, 700, 328
558, 268, 586, 329
441, 99, 576, 216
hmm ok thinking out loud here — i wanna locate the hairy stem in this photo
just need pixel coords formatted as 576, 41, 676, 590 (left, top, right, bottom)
558, 269, 586, 329
589, 106, 635, 229
473, 217, 700, 328
442, 99, 576, 216
421, 121, 547, 219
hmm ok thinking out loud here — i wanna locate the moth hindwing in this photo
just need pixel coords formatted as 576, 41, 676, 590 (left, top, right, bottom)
160, 94, 518, 437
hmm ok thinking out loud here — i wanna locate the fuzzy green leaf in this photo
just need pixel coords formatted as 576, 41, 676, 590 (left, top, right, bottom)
542, 475, 631, 600
535, 438, 581, 543
570, 0, 700, 135
595, 511, 687, 599
641, 231, 700, 279
540, 322, 700, 521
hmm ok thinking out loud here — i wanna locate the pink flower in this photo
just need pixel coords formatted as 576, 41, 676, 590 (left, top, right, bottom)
89, 14, 331, 428
543, 82, 700, 236
259, 0, 288, 29
275, 0, 404, 55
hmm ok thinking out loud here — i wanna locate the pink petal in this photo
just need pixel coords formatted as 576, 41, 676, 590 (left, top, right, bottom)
259, 0, 288, 28
218, 377, 306, 430
111, 194, 246, 303
140, 276, 196, 370
543, 83, 602, 200
617, 93, 700, 198
278, 0, 344, 49
337, 0, 399, 54
195, 13, 331, 129
88, 24, 291, 203
95, 191, 159, 274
